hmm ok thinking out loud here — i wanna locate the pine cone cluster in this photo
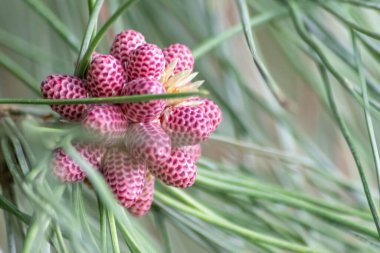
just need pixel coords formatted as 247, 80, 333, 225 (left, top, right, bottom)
41, 29, 222, 216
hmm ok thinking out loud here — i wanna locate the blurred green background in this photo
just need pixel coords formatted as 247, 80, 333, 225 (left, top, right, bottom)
2, 0, 380, 252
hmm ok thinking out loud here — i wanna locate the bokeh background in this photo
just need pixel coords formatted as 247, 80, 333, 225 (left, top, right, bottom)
2, 0, 380, 252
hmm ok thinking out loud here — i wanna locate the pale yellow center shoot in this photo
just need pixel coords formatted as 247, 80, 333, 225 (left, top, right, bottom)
160, 60, 204, 94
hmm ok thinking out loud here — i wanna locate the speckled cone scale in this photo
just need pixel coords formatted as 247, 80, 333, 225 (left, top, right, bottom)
126, 43, 165, 81
128, 172, 155, 217
149, 148, 197, 188
82, 104, 128, 146
102, 148, 146, 208
40, 74, 89, 121
110, 30, 145, 68
121, 77, 166, 123
125, 122, 171, 166
161, 102, 212, 147
52, 142, 106, 182
200, 98, 222, 133
178, 144, 201, 162
87, 54, 126, 97
163, 43, 194, 75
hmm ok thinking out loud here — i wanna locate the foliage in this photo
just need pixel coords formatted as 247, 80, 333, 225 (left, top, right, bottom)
2, 0, 380, 252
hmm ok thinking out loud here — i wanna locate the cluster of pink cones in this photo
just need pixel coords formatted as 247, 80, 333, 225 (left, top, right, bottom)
41, 29, 222, 216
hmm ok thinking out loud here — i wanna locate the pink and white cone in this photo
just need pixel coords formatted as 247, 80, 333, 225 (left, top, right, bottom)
86, 54, 126, 97
199, 98, 222, 133
161, 101, 212, 147
82, 104, 128, 146
128, 172, 155, 217
126, 43, 165, 81
52, 142, 106, 182
110, 30, 145, 68
163, 43, 194, 74
178, 144, 201, 162
125, 122, 171, 166
121, 77, 166, 123
149, 148, 197, 188
40, 74, 89, 121
102, 148, 146, 208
